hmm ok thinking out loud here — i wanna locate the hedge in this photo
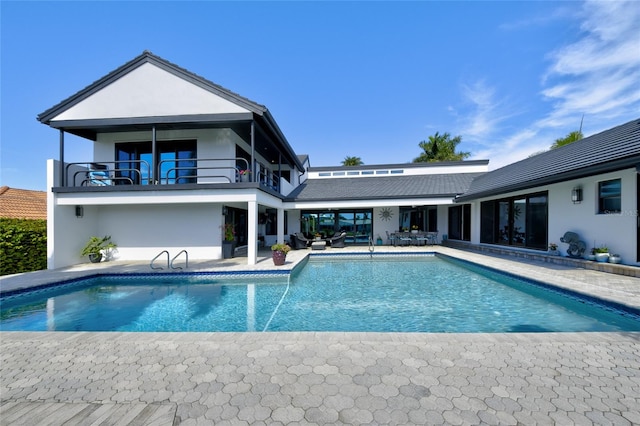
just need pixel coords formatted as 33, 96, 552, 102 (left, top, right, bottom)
0, 218, 47, 276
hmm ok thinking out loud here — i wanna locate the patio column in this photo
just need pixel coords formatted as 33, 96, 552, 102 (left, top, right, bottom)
59, 130, 65, 187
250, 121, 255, 183
277, 208, 285, 244
247, 200, 258, 265
151, 125, 157, 184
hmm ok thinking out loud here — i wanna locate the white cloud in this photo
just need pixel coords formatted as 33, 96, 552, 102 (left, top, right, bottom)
456, 80, 517, 143
541, 0, 640, 126
473, 0, 640, 169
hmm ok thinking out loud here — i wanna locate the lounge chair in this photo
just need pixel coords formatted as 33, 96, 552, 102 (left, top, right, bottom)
328, 232, 347, 248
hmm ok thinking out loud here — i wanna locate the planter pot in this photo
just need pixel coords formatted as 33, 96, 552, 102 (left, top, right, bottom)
88, 253, 102, 263
586, 254, 597, 261
609, 255, 622, 264
548, 250, 560, 256
222, 241, 235, 259
240, 174, 249, 182
272, 250, 287, 266
595, 253, 609, 263
411, 230, 418, 234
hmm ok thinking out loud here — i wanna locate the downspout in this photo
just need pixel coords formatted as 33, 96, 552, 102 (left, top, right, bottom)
59, 130, 65, 187
151, 125, 157, 184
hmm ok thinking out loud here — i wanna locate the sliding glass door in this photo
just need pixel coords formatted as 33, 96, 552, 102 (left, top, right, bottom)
116, 140, 196, 185
481, 192, 548, 250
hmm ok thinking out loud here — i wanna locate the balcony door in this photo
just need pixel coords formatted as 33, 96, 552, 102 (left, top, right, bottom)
116, 140, 196, 184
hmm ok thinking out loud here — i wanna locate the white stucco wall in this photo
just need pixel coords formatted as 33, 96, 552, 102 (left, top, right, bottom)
51, 62, 249, 121
466, 167, 637, 265
548, 168, 637, 263
98, 203, 224, 262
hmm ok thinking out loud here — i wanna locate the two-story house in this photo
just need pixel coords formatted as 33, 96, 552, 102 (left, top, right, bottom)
39, 51, 639, 269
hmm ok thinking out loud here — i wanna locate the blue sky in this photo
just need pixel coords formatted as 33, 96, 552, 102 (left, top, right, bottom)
2, 1, 639, 191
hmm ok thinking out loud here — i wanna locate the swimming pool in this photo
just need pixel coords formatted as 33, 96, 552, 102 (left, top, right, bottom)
1, 254, 639, 332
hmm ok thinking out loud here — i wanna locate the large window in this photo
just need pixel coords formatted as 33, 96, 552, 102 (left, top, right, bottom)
480, 192, 548, 250
301, 209, 372, 244
399, 206, 437, 232
116, 140, 196, 185
598, 179, 621, 213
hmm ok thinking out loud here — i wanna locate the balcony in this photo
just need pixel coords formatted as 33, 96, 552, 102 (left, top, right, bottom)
55, 157, 285, 194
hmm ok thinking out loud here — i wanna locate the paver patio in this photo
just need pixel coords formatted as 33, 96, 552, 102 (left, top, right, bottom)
1, 247, 639, 425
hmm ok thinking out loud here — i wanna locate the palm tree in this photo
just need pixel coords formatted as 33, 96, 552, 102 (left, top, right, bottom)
550, 130, 583, 149
342, 156, 363, 166
413, 132, 470, 162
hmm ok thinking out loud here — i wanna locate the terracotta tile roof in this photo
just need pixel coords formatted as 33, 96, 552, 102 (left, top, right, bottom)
0, 186, 47, 220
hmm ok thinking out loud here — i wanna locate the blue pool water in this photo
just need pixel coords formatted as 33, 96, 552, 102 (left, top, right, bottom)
1, 255, 639, 333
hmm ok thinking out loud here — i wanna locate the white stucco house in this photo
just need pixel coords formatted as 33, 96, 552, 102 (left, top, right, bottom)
38, 51, 640, 269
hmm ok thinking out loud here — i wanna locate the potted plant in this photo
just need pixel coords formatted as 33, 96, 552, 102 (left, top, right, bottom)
548, 242, 559, 256
411, 225, 419, 234
609, 253, 622, 264
585, 247, 597, 261
238, 169, 251, 182
81, 235, 117, 263
271, 243, 291, 266
221, 223, 235, 259
594, 246, 609, 263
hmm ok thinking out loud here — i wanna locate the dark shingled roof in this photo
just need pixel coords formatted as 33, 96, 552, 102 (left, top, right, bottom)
456, 118, 640, 202
286, 173, 484, 202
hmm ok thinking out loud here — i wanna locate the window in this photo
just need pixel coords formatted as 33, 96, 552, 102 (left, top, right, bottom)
598, 179, 621, 213
399, 206, 437, 233
480, 192, 548, 250
301, 209, 372, 244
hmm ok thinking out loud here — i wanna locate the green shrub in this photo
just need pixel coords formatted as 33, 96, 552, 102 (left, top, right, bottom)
0, 218, 47, 276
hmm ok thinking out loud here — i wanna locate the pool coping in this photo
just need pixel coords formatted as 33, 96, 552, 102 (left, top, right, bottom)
2, 246, 639, 309
2, 248, 640, 329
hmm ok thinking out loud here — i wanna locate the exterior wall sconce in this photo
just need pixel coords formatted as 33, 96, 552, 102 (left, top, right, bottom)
222, 206, 228, 216
75, 205, 84, 218
571, 187, 583, 204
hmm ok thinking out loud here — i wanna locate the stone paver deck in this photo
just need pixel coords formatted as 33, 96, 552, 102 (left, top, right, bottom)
1, 246, 639, 425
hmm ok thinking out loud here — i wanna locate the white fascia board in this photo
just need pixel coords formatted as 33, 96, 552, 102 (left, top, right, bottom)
283, 197, 456, 210
307, 164, 488, 179
55, 190, 262, 206
51, 63, 249, 121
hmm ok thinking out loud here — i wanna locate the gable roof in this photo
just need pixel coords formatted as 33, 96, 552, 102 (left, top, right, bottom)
38, 51, 267, 125
0, 187, 47, 220
287, 173, 484, 202
37, 51, 304, 171
456, 118, 640, 202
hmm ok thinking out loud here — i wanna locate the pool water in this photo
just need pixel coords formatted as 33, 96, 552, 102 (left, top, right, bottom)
1, 255, 639, 332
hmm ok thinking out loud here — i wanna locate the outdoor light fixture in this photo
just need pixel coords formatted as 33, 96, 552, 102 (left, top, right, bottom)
223, 206, 228, 216
75, 206, 84, 218
571, 187, 583, 204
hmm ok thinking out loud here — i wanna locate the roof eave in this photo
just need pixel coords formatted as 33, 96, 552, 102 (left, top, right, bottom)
455, 155, 640, 202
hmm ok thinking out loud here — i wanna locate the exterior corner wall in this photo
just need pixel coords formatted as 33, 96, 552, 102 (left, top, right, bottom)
372, 206, 400, 244
548, 168, 637, 264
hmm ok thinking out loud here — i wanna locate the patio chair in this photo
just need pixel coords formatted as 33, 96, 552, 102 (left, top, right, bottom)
398, 232, 413, 246
328, 232, 347, 248
386, 231, 397, 246
290, 233, 312, 249
86, 163, 111, 186
415, 233, 429, 246
426, 231, 438, 245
